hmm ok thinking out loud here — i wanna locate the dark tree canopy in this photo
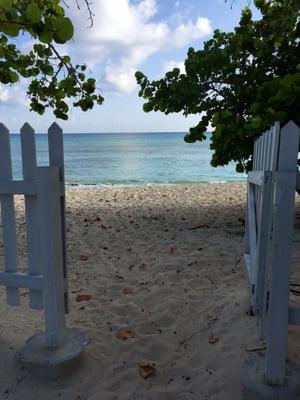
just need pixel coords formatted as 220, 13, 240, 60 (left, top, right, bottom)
0, 0, 103, 119
136, 0, 300, 172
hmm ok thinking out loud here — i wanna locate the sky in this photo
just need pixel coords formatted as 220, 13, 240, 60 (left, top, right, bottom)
0, 0, 260, 133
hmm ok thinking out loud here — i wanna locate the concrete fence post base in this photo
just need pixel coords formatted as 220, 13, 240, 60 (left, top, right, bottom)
16, 328, 90, 380
241, 353, 300, 400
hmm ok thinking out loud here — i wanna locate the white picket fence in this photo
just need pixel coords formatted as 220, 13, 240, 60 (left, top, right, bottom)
0, 122, 68, 347
244, 121, 300, 385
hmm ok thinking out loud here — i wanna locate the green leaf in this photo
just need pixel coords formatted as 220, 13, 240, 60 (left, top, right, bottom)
2, 23, 19, 37
38, 30, 53, 44
26, 2, 41, 24
0, 0, 12, 12
54, 17, 74, 42
143, 102, 153, 113
9, 70, 18, 83
135, 71, 144, 81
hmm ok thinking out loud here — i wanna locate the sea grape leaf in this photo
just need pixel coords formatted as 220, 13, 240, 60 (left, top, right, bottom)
54, 17, 74, 42
0, 0, 13, 11
26, 2, 41, 23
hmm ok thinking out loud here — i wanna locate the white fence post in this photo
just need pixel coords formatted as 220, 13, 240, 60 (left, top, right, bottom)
48, 122, 69, 313
36, 166, 66, 347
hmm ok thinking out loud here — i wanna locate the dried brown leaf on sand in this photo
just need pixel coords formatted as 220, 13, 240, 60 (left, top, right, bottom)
115, 328, 135, 341
75, 294, 93, 302
138, 362, 156, 379
169, 246, 176, 255
122, 288, 134, 295
79, 255, 89, 261
208, 334, 219, 344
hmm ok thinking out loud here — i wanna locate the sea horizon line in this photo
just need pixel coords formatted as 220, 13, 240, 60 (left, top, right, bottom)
9, 131, 212, 135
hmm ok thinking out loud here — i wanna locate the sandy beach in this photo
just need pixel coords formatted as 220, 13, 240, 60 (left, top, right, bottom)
0, 183, 299, 400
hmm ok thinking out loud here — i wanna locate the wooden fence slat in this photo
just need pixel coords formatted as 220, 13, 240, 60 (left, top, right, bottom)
258, 135, 263, 170
256, 137, 263, 227
258, 123, 281, 338
244, 212, 250, 267
0, 272, 43, 290
255, 138, 261, 223
248, 171, 264, 186
0, 123, 19, 305
248, 183, 257, 280
48, 122, 69, 313
277, 121, 300, 170
20, 123, 43, 309
253, 141, 257, 171
265, 172, 296, 384
266, 130, 271, 169
262, 131, 267, 170
254, 172, 272, 339
270, 122, 280, 172
37, 166, 66, 347
0, 180, 38, 195
260, 132, 268, 222
267, 125, 274, 171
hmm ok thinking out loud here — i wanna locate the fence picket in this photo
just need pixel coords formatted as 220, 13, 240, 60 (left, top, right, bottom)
253, 141, 257, 171
20, 123, 43, 309
37, 166, 66, 347
265, 130, 271, 171
256, 136, 263, 227
270, 122, 280, 172
0, 123, 19, 305
48, 122, 68, 313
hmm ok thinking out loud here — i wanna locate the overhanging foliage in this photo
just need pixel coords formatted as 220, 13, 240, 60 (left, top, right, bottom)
136, 0, 300, 171
0, 0, 103, 119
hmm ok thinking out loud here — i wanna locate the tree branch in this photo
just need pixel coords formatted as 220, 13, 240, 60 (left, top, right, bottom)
63, 0, 95, 27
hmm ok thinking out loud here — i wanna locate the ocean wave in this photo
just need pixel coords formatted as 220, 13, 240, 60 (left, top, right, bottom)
65, 180, 246, 189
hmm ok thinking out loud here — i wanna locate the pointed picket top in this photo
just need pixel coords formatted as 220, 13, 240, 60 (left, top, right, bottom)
278, 120, 300, 171
0, 122, 12, 175
48, 122, 63, 135
20, 122, 35, 135
20, 121, 37, 180
282, 120, 300, 134
48, 121, 64, 176
0, 122, 9, 135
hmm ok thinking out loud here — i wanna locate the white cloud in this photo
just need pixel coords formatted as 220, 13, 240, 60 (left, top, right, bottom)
103, 64, 137, 94
136, 0, 157, 20
66, 0, 212, 94
172, 17, 211, 47
0, 83, 28, 108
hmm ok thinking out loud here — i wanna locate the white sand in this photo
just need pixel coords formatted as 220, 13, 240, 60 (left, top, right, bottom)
0, 183, 299, 400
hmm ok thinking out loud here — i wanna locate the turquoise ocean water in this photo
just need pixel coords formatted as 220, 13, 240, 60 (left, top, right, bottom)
9, 132, 246, 186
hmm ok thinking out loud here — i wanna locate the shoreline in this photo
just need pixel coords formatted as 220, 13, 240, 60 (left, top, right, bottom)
65, 181, 247, 189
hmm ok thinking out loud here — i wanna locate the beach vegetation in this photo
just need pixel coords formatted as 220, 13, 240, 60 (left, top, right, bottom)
136, 0, 300, 172
0, 0, 103, 119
